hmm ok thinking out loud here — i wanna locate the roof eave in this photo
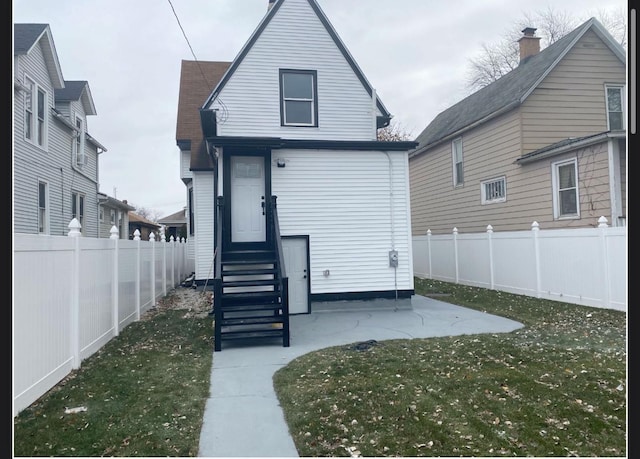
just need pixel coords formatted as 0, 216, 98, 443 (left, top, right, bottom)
516, 130, 625, 164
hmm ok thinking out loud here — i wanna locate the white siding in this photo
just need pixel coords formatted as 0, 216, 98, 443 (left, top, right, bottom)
192, 172, 215, 281
180, 149, 192, 180
271, 149, 413, 294
210, 0, 379, 141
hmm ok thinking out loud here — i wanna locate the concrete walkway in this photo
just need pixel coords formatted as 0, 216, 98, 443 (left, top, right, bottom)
197, 295, 523, 457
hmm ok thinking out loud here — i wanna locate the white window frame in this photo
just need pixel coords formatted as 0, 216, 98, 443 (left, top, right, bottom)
38, 181, 49, 234
280, 69, 317, 127
552, 158, 580, 219
480, 176, 506, 204
71, 192, 86, 233
605, 84, 625, 131
99, 207, 104, 222
74, 115, 87, 166
24, 75, 48, 149
452, 137, 464, 187
110, 209, 116, 225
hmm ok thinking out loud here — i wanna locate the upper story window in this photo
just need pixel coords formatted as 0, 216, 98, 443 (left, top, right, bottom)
110, 209, 116, 225
552, 158, 580, 219
38, 181, 49, 234
279, 69, 318, 127
72, 192, 85, 233
99, 207, 104, 222
605, 85, 625, 130
452, 137, 464, 186
24, 76, 48, 148
481, 176, 506, 204
74, 116, 87, 166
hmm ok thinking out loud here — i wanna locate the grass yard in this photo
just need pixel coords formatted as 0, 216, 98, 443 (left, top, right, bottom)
273, 278, 627, 457
13, 279, 627, 457
12, 289, 214, 457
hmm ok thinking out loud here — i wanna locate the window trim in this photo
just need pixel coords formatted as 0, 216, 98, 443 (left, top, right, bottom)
71, 192, 86, 233
480, 176, 507, 204
551, 158, 580, 220
110, 209, 116, 226
38, 181, 49, 234
452, 137, 464, 187
74, 115, 86, 167
604, 84, 625, 131
24, 75, 48, 149
279, 69, 318, 127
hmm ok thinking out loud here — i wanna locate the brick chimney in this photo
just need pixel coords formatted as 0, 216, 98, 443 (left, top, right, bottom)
268, 0, 276, 11
518, 27, 541, 64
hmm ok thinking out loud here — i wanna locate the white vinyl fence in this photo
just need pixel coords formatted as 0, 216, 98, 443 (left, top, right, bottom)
13, 219, 196, 417
413, 217, 626, 312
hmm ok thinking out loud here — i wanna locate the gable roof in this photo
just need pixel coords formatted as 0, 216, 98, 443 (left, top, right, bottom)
55, 80, 97, 115
128, 212, 161, 228
158, 209, 187, 225
201, 0, 391, 128
412, 17, 626, 155
175, 60, 231, 170
13, 23, 65, 89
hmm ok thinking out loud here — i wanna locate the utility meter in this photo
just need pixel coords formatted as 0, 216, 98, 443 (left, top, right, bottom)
389, 250, 399, 268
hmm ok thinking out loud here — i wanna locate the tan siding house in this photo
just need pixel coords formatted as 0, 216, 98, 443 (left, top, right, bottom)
409, 18, 627, 235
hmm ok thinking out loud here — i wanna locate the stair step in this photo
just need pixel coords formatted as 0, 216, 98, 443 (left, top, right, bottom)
222, 268, 278, 276
221, 291, 281, 301
219, 329, 286, 340
222, 279, 279, 288
222, 316, 284, 326
222, 250, 276, 262
222, 259, 277, 266
219, 303, 284, 313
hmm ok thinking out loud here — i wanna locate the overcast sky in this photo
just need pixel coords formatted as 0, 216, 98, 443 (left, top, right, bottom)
13, 0, 627, 219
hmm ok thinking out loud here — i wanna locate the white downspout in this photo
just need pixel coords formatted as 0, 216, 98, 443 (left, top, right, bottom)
373, 88, 398, 300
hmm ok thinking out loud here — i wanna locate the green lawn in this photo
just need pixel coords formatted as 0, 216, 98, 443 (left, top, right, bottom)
273, 278, 627, 457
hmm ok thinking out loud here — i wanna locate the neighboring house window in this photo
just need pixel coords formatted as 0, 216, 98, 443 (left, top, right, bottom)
552, 159, 580, 219
481, 176, 506, 204
24, 76, 48, 148
72, 192, 85, 232
99, 207, 104, 222
38, 181, 49, 234
279, 69, 318, 126
110, 209, 116, 225
74, 116, 86, 166
452, 137, 464, 186
605, 85, 625, 130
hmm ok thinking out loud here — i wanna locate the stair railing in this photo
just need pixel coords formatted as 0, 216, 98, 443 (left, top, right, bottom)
213, 196, 224, 351
270, 195, 290, 347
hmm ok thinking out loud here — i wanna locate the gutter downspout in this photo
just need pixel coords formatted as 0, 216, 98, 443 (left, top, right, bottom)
372, 89, 398, 301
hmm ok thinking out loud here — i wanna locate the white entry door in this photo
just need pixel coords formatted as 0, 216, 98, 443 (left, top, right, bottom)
282, 237, 309, 314
230, 156, 266, 243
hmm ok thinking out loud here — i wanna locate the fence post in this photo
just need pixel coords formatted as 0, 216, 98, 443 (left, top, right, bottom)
487, 225, 494, 290
67, 218, 82, 369
159, 228, 166, 296
532, 221, 541, 298
134, 229, 141, 320
453, 227, 459, 284
110, 226, 120, 336
426, 230, 432, 279
598, 216, 611, 308
170, 235, 176, 289
150, 232, 156, 307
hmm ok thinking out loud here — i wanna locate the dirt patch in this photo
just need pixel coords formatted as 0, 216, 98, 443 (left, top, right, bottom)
144, 286, 213, 320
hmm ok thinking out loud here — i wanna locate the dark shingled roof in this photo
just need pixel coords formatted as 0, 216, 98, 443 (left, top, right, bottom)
13, 23, 48, 54
175, 60, 231, 171
54, 80, 89, 101
413, 17, 611, 153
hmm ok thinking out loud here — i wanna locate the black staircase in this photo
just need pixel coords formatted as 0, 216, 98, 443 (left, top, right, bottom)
213, 196, 290, 351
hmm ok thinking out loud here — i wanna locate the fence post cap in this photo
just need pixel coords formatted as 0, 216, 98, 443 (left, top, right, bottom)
453, 227, 458, 234
486, 225, 493, 233
109, 226, 119, 239
597, 216, 609, 228
67, 218, 82, 237
426, 229, 431, 236
531, 221, 540, 231
149, 232, 156, 242
133, 229, 141, 241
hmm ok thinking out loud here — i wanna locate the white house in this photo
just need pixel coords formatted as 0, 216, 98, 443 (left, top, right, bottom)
176, 0, 417, 349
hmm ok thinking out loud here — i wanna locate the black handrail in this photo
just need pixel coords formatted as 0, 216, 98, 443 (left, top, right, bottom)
270, 196, 290, 347
213, 196, 224, 351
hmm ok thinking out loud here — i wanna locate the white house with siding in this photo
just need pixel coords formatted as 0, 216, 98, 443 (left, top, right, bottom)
13, 24, 107, 238
176, 0, 417, 348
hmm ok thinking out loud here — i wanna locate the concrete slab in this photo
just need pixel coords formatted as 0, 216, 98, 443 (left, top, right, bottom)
198, 294, 523, 457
